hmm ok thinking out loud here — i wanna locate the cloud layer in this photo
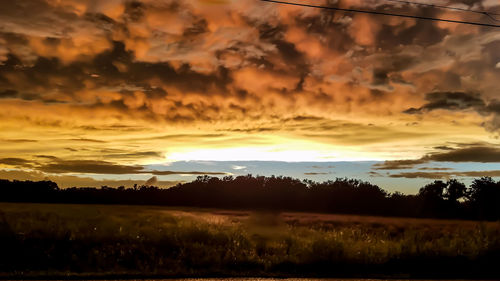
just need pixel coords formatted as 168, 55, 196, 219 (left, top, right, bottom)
0, 0, 499, 187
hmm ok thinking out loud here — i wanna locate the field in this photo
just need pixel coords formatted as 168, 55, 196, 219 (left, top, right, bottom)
0, 203, 499, 279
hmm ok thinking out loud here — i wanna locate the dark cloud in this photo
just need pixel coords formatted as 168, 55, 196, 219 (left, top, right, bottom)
222, 127, 279, 133
38, 158, 227, 176
0, 89, 42, 101
0, 138, 38, 143
0, 40, 236, 123
0, 155, 223, 176
69, 138, 107, 143
94, 41, 233, 93
295, 10, 355, 53
0, 0, 496, 129
373, 159, 427, 170
76, 124, 145, 132
368, 171, 383, 177
302, 123, 432, 145
39, 159, 145, 174
372, 68, 389, 86
123, 1, 145, 22
103, 151, 163, 160
374, 144, 500, 171
0, 0, 84, 37
256, 22, 309, 76
375, 7, 448, 47
486, 101, 500, 114
183, 18, 208, 36
433, 146, 454, 151
403, 92, 500, 132
389, 171, 453, 179
390, 170, 500, 179
290, 115, 325, 122
454, 170, 500, 178
424, 146, 500, 163
403, 92, 485, 114
149, 133, 227, 140
0, 89, 17, 98
0, 157, 33, 167
484, 101, 500, 132
418, 167, 454, 171
309, 165, 335, 169
35, 155, 59, 160
304, 172, 330, 175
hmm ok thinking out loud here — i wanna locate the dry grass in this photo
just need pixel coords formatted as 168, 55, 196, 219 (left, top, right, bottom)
0, 203, 499, 278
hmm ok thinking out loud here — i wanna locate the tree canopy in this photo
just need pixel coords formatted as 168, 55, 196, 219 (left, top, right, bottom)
1, 176, 499, 220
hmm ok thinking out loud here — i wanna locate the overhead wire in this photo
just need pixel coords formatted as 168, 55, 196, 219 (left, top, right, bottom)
383, 0, 500, 22
259, 0, 500, 28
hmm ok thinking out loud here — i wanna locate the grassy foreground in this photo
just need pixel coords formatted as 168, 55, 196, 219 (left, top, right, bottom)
0, 203, 499, 279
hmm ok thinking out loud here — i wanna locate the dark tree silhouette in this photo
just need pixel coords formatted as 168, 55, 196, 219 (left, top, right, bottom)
1, 176, 500, 220
418, 180, 470, 218
419, 180, 446, 199
418, 180, 447, 217
468, 177, 500, 220
445, 179, 467, 203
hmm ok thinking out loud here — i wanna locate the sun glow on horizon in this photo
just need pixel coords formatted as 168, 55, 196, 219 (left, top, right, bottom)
164, 146, 386, 162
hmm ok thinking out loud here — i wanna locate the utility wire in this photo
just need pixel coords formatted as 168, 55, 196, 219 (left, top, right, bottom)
259, 0, 500, 28
383, 0, 500, 22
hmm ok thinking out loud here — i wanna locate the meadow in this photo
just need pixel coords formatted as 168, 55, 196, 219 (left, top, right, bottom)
0, 203, 499, 279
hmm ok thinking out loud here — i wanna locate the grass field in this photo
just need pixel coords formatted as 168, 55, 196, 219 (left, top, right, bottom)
0, 203, 499, 278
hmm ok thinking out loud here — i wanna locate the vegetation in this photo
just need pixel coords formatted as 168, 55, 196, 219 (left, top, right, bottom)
0, 203, 499, 279
1, 175, 500, 220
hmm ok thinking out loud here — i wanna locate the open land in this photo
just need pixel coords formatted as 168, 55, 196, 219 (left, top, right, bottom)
0, 203, 499, 279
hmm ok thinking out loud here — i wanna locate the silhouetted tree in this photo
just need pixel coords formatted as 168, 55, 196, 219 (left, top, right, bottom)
468, 177, 500, 220
418, 180, 469, 218
419, 180, 446, 199
418, 180, 448, 217
0, 176, 499, 220
445, 179, 467, 203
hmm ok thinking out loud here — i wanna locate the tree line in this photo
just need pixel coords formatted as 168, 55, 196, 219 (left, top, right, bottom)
0, 175, 499, 220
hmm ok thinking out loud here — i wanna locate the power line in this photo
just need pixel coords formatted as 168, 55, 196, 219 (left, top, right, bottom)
383, 0, 500, 22
259, 0, 500, 28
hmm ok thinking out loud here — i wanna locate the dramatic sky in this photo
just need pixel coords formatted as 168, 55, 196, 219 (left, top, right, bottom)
0, 0, 499, 192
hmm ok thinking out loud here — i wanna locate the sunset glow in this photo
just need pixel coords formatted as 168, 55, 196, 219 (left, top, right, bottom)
0, 0, 499, 191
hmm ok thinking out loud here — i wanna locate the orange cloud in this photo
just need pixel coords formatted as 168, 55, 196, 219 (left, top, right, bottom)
0, 0, 499, 178
28, 36, 111, 64
349, 14, 381, 46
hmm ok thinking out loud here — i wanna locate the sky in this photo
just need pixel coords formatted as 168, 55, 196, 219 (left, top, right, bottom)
0, 0, 500, 193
